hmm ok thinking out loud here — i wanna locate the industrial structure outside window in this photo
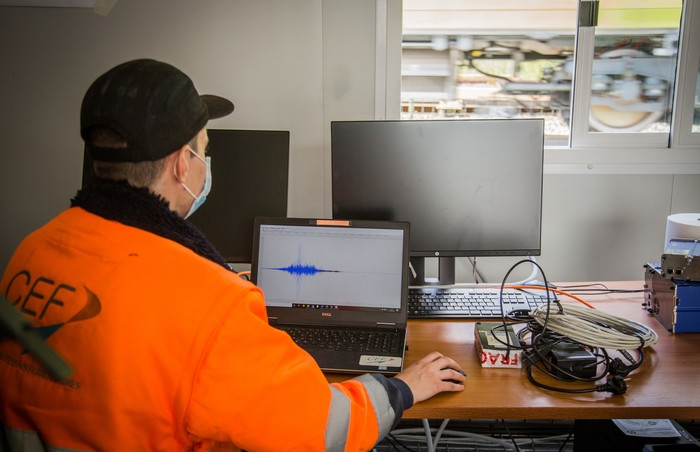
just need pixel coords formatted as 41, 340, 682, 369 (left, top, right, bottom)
400, 1, 695, 148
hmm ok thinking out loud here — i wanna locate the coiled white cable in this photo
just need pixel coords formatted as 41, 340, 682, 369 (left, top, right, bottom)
531, 303, 658, 349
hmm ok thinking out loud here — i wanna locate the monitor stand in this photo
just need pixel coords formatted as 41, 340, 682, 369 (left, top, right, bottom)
409, 256, 455, 286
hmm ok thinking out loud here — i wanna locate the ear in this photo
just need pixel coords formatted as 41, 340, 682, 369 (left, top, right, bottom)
172, 145, 192, 183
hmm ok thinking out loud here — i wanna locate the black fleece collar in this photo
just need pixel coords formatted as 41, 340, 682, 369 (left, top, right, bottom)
71, 178, 231, 270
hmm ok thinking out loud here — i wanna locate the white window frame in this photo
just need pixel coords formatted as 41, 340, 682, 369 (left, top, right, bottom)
383, 0, 700, 176
671, 0, 700, 148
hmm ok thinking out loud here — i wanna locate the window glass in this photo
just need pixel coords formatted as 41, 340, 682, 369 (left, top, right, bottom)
401, 2, 578, 146
587, 0, 682, 133
401, 1, 683, 145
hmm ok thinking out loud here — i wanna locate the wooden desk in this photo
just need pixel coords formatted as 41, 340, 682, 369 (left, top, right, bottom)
330, 281, 700, 420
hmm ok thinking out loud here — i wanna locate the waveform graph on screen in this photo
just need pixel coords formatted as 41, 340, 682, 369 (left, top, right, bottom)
273, 261, 340, 278
257, 228, 403, 309
265, 242, 341, 299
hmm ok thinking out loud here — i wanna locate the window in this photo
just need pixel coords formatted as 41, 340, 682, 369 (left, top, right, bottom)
670, 0, 700, 147
400, 0, 699, 156
402, 1, 578, 146
586, 1, 680, 135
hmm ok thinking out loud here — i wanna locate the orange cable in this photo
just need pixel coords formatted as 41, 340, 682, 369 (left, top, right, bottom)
505, 285, 597, 309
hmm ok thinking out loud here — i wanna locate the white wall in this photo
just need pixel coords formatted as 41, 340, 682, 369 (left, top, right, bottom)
463, 174, 700, 284
1, 0, 699, 284
0, 0, 330, 264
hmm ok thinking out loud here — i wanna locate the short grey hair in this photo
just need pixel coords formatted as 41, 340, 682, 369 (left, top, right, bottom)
86, 126, 197, 188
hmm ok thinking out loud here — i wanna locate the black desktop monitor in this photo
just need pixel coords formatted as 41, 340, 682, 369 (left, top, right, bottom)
331, 119, 544, 285
82, 128, 290, 264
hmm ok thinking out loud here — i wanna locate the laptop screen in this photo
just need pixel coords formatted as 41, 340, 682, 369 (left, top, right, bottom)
254, 222, 406, 313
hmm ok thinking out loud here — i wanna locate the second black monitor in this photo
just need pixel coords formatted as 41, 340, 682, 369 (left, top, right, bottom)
331, 119, 544, 283
188, 128, 289, 264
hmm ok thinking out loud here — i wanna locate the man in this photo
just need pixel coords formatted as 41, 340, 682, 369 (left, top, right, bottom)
0, 59, 465, 451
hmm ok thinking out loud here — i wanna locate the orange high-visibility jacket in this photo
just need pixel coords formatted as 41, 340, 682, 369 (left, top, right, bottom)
0, 207, 410, 451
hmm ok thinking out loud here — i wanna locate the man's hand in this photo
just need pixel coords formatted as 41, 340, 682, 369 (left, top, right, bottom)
394, 351, 466, 403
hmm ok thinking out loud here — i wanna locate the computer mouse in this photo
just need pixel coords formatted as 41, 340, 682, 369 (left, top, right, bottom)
442, 367, 466, 384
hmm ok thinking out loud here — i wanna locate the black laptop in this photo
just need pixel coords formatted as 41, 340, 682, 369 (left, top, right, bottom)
251, 217, 410, 374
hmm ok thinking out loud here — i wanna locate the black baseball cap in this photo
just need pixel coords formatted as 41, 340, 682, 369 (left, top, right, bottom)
81, 59, 234, 162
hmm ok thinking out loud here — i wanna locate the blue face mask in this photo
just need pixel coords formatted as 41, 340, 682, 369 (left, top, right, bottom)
180, 147, 212, 219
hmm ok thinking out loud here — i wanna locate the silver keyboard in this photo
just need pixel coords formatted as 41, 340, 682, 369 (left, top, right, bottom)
407, 287, 552, 319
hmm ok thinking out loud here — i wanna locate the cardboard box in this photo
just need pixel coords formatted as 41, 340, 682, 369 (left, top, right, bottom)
475, 321, 522, 368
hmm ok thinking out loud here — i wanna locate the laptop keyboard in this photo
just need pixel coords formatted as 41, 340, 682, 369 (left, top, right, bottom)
408, 287, 552, 318
278, 326, 404, 355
